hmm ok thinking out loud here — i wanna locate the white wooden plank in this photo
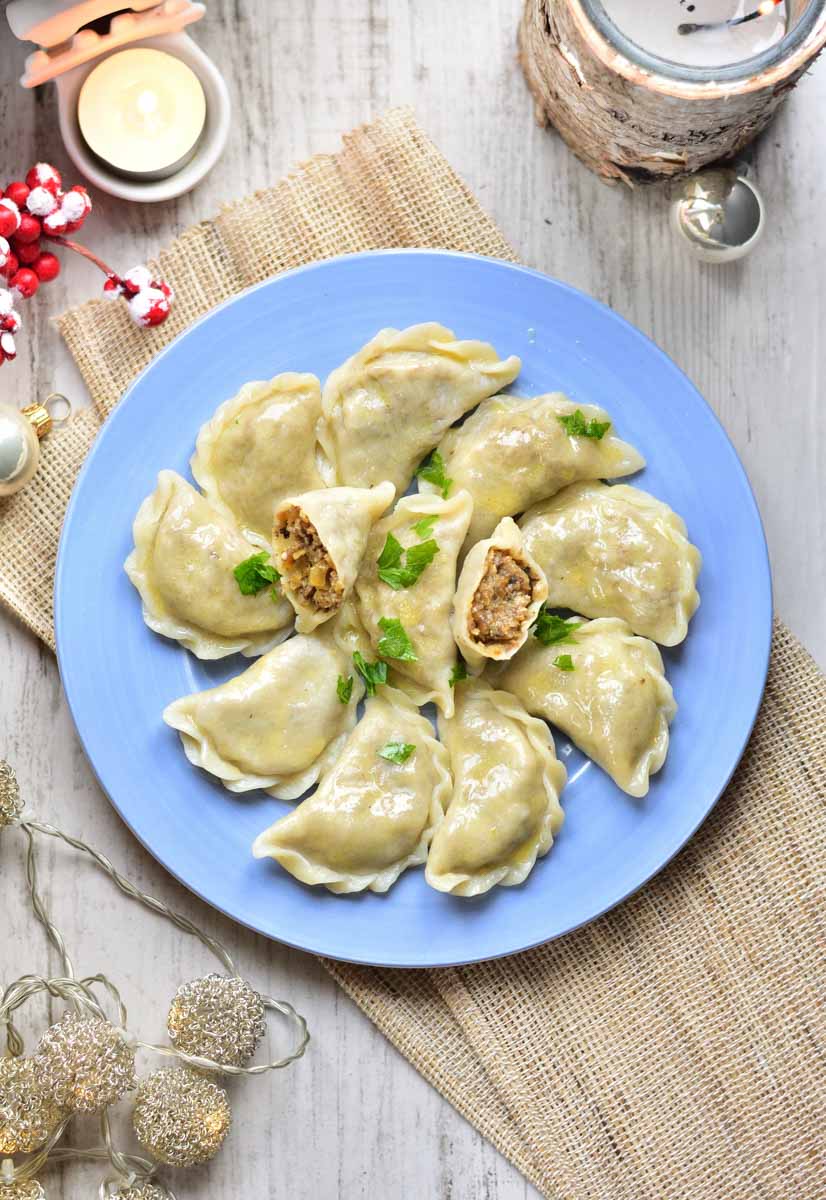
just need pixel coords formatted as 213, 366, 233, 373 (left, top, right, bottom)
0, 2, 823, 1196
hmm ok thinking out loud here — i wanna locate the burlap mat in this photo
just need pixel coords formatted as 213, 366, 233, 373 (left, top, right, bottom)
1, 109, 822, 1199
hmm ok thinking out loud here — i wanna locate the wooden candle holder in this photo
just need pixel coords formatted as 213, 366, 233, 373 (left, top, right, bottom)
519, 0, 826, 184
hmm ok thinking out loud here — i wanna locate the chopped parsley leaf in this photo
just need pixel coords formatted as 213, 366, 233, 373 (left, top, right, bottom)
378, 741, 416, 765
377, 532, 404, 571
377, 617, 418, 662
233, 551, 280, 596
558, 409, 611, 440
403, 538, 439, 574
533, 606, 582, 647
377, 534, 440, 590
336, 674, 354, 704
353, 652, 388, 696
411, 515, 438, 539
416, 450, 453, 498
449, 661, 468, 686
553, 654, 575, 671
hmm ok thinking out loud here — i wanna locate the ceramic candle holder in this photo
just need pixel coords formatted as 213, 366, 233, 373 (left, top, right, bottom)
7, 1, 231, 202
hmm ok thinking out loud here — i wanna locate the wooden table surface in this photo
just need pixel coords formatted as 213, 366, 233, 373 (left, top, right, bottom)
1, 3, 824, 1198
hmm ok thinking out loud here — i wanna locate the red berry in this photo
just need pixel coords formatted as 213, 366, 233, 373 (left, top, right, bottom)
5, 182, 30, 209
42, 210, 67, 237
33, 252, 60, 283
11, 268, 38, 298
16, 239, 41, 265
15, 213, 41, 244
25, 163, 62, 195
1, 252, 19, 280
0, 206, 19, 238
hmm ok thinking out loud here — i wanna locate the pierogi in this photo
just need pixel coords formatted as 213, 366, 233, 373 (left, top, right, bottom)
318, 323, 520, 492
125, 470, 292, 658
428, 680, 566, 896
519, 482, 700, 646
253, 688, 451, 893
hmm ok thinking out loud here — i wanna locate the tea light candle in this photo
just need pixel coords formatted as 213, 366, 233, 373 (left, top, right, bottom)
78, 48, 207, 181
599, 1, 787, 68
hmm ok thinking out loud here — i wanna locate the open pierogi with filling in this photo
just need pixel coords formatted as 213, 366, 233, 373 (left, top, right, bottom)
452, 516, 548, 673
125, 470, 293, 659
253, 687, 451, 894
273, 481, 395, 634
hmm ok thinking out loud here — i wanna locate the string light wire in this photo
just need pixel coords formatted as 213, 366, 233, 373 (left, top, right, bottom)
0, 763, 309, 1196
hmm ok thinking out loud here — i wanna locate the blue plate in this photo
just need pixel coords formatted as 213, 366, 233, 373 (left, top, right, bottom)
55, 251, 772, 967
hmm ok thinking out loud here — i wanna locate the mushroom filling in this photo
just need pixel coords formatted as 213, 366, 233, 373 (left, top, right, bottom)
275, 506, 343, 612
468, 548, 536, 646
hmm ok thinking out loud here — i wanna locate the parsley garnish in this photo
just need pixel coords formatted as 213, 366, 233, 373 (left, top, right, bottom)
353, 652, 388, 696
558, 409, 611, 440
416, 450, 453, 498
377, 533, 439, 590
449, 661, 468, 687
377, 617, 418, 662
411, 515, 438, 539
336, 674, 354, 704
553, 654, 575, 671
378, 533, 404, 571
406, 540, 439, 573
378, 741, 416, 765
233, 551, 280, 596
533, 606, 582, 647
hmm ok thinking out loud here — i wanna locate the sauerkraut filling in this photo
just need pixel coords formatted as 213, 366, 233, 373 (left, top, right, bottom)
276, 506, 343, 613
468, 548, 536, 647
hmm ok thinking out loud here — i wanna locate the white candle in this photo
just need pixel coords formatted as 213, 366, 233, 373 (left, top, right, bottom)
598, 1, 788, 67
78, 48, 207, 181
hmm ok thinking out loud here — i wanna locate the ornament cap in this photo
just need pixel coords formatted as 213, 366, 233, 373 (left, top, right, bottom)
20, 403, 51, 440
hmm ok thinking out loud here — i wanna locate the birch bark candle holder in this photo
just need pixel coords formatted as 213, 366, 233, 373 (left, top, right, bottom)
519, 0, 826, 183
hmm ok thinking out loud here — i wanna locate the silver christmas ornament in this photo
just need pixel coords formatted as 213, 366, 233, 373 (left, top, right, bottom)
167, 975, 266, 1068
132, 1068, 231, 1168
0, 395, 71, 498
0, 406, 39, 498
671, 167, 765, 264
36, 1015, 137, 1113
0, 762, 23, 830
0, 1057, 65, 1155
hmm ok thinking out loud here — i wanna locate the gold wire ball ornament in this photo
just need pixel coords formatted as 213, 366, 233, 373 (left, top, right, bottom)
167, 975, 266, 1068
0, 1057, 65, 1155
36, 1015, 137, 1113
104, 1182, 175, 1200
132, 1068, 231, 1168
0, 763, 23, 831
0, 1180, 47, 1200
